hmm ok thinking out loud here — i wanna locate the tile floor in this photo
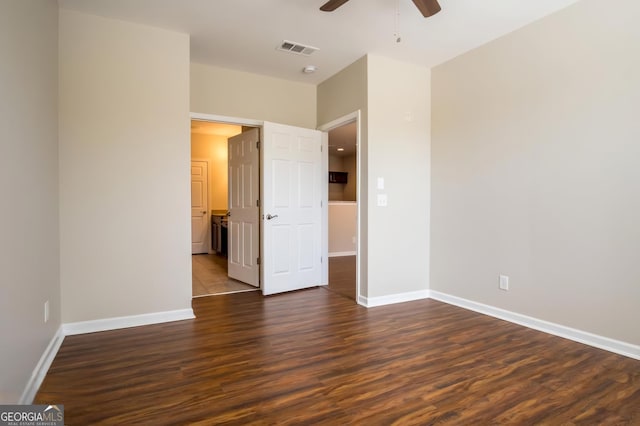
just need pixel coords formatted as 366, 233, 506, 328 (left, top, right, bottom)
192, 254, 258, 297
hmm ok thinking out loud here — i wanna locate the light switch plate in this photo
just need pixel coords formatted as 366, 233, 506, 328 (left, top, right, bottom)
499, 275, 509, 291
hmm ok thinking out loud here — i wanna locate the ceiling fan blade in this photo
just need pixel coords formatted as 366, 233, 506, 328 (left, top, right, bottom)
412, 0, 441, 17
320, 0, 351, 12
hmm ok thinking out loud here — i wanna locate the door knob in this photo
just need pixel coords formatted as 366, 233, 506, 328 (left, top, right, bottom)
201, 211, 207, 214
266, 214, 279, 220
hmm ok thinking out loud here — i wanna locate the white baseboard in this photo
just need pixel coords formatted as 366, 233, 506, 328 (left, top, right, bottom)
21, 291, 638, 405
20, 326, 65, 404
429, 290, 640, 361
360, 290, 430, 308
328, 251, 357, 258
20, 309, 195, 402
63, 308, 195, 336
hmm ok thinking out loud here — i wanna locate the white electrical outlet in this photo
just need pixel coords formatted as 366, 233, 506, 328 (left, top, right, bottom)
44, 300, 50, 323
377, 194, 388, 207
499, 275, 509, 291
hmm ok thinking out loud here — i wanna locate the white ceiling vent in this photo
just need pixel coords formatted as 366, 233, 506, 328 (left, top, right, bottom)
277, 40, 319, 56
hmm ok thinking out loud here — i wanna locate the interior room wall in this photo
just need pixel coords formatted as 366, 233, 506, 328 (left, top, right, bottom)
0, 0, 60, 403
366, 55, 431, 299
317, 56, 369, 297
342, 154, 357, 202
329, 154, 344, 170
328, 154, 356, 202
328, 155, 345, 201
328, 202, 357, 255
191, 63, 317, 129
59, 10, 192, 322
191, 132, 229, 211
431, 0, 640, 345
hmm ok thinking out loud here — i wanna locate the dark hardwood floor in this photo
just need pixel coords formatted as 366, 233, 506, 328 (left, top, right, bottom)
36, 288, 640, 425
327, 255, 356, 301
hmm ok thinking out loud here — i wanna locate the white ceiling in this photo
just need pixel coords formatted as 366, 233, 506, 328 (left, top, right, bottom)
58, 0, 581, 85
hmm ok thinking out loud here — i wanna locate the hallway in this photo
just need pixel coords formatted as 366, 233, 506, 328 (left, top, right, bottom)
192, 254, 258, 297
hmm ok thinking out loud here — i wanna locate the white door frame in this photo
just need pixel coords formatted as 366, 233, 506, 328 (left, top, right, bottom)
191, 113, 263, 128
190, 113, 263, 293
317, 110, 362, 305
190, 112, 342, 297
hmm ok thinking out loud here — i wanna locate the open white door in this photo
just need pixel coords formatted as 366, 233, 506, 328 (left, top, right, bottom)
228, 128, 260, 287
191, 161, 209, 254
262, 122, 323, 295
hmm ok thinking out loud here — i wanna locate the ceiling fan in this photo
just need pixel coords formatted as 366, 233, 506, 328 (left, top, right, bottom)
320, 0, 441, 18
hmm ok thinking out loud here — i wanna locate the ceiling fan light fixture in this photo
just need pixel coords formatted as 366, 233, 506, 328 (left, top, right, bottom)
320, 0, 441, 18
412, 0, 441, 18
320, 0, 350, 12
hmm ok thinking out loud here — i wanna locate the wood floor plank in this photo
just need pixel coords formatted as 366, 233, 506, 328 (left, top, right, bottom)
327, 255, 356, 300
36, 288, 640, 425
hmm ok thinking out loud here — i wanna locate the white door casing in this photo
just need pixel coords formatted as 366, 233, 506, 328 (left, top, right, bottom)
228, 128, 260, 287
318, 111, 360, 303
262, 122, 323, 295
321, 131, 329, 286
191, 161, 209, 254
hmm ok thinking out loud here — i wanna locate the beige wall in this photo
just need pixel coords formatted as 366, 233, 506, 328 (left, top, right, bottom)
366, 55, 431, 299
59, 10, 192, 322
328, 155, 345, 201
191, 132, 232, 211
342, 154, 357, 202
191, 63, 316, 129
318, 55, 430, 301
431, 0, 640, 344
329, 202, 357, 255
0, 0, 60, 403
328, 154, 356, 202
317, 56, 368, 129
318, 56, 369, 296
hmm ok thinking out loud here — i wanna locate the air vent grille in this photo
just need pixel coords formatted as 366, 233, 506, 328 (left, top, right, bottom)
277, 40, 319, 56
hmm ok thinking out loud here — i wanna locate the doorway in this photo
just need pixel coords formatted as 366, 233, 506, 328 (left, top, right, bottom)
190, 113, 328, 298
322, 115, 359, 302
190, 120, 258, 297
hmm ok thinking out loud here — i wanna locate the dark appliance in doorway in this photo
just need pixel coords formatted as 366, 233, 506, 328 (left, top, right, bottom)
211, 214, 228, 257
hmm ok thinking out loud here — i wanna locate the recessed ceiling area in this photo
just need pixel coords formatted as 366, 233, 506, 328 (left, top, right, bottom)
57, 0, 581, 84
190, 121, 242, 137
329, 122, 357, 157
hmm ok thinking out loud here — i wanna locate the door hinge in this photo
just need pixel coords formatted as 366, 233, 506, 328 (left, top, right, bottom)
320, 145, 323, 152
256, 199, 260, 207
321, 256, 323, 264
256, 141, 260, 149
257, 257, 261, 265
320, 200, 323, 207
